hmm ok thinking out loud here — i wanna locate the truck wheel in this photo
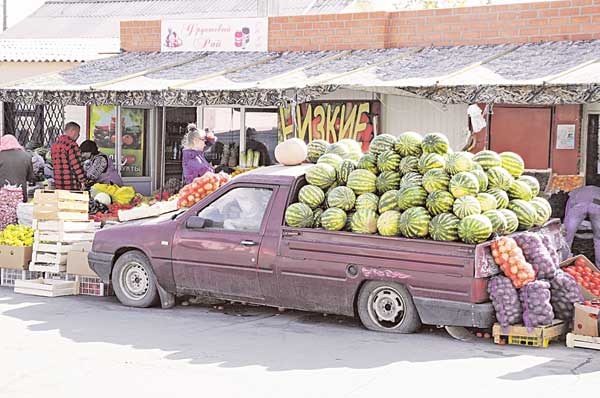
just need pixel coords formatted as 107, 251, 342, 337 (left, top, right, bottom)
112, 251, 159, 308
357, 281, 421, 334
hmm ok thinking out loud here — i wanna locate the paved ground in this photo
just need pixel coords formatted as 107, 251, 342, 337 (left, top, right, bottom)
1, 287, 599, 398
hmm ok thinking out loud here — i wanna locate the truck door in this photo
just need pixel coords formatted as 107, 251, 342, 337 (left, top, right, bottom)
172, 184, 277, 300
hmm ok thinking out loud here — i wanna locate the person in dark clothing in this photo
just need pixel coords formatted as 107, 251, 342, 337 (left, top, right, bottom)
245, 127, 272, 166
79, 140, 123, 188
51, 122, 86, 190
0, 135, 34, 202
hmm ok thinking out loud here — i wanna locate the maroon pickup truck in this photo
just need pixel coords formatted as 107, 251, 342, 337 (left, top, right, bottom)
89, 164, 564, 334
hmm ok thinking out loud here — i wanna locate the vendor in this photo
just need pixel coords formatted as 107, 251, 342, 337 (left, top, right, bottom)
182, 123, 216, 184
79, 140, 123, 188
0, 135, 34, 202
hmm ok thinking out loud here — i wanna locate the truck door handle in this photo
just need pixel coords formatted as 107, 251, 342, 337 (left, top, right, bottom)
240, 240, 258, 247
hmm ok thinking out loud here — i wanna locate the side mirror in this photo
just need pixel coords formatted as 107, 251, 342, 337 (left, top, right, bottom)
186, 216, 206, 229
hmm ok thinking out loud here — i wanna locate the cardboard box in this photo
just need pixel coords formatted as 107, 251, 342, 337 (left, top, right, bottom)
573, 302, 600, 337
0, 245, 32, 270
560, 255, 600, 300
66, 242, 97, 277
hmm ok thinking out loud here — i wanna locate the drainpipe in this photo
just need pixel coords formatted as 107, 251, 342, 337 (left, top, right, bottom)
2, 0, 7, 31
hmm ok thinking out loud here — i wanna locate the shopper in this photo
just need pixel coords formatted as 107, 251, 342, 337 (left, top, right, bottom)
0, 135, 34, 202
246, 127, 272, 166
50, 122, 86, 190
182, 123, 216, 184
79, 140, 123, 188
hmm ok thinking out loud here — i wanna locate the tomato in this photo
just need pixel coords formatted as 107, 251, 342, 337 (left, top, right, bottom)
576, 258, 587, 267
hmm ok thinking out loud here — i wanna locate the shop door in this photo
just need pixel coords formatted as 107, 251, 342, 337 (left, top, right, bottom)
490, 107, 552, 169
586, 114, 600, 186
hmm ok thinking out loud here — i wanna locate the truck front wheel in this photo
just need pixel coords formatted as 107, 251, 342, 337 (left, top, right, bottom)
357, 281, 421, 334
112, 251, 159, 308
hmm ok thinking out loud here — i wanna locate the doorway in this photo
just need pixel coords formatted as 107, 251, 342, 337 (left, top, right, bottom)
586, 114, 600, 186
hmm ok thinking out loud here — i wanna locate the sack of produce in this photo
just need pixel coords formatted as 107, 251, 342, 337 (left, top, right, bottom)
540, 234, 560, 267
0, 185, 23, 230
490, 236, 535, 288
550, 270, 583, 323
513, 232, 558, 280
520, 280, 554, 330
488, 275, 522, 330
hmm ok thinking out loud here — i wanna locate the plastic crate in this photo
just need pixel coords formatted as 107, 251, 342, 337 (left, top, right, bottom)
493, 319, 566, 348
0, 268, 44, 287
65, 274, 112, 297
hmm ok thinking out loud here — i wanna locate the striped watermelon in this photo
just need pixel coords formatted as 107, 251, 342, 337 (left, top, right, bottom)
449, 172, 479, 198
422, 168, 450, 193
377, 150, 401, 172
499, 209, 519, 234
486, 188, 509, 209
471, 162, 484, 172
418, 153, 447, 174
476, 192, 498, 212
487, 166, 514, 191
307, 140, 329, 163
473, 150, 502, 170
453, 195, 482, 219
508, 180, 533, 201
426, 190, 455, 216
317, 153, 344, 172
397, 185, 428, 211
324, 181, 340, 199
376, 171, 401, 194
312, 208, 324, 228
458, 214, 493, 244
399, 156, 420, 176
483, 210, 508, 235
298, 185, 325, 209
508, 199, 537, 230
347, 169, 377, 195
531, 197, 552, 216
400, 172, 423, 187
285, 203, 314, 228
395, 132, 423, 157
327, 186, 356, 211
339, 139, 363, 161
325, 143, 350, 159
429, 213, 460, 242
377, 210, 401, 236
305, 163, 337, 189
399, 206, 431, 238
378, 190, 400, 213
446, 152, 475, 175
518, 175, 541, 197
356, 153, 379, 175
351, 208, 379, 234
500, 152, 525, 178
529, 197, 552, 227
320, 208, 347, 231
369, 134, 397, 156
421, 133, 450, 155
344, 211, 355, 231
355, 193, 380, 212
338, 160, 356, 185
470, 168, 489, 192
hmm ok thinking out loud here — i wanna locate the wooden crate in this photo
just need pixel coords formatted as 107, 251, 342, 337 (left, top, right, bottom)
566, 333, 600, 351
14, 278, 79, 297
492, 320, 567, 348
31, 251, 68, 265
33, 220, 100, 233
34, 230, 95, 243
33, 190, 89, 221
29, 262, 66, 273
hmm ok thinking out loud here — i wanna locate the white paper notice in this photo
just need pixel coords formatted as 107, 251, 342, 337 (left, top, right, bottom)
556, 124, 575, 150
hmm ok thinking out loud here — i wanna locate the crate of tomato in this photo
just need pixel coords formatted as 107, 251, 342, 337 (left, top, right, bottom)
561, 255, 600, 299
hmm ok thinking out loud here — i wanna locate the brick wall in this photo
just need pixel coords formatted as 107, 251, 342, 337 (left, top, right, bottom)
120, 20, 161, 52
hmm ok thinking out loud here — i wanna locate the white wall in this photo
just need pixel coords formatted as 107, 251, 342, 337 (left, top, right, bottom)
64, 105, 88, 143
0, 61, 78, 84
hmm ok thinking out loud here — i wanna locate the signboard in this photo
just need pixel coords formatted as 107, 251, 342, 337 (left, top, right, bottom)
161, 18, 268, 52
278, 101, 379, 153
556, 124, 576, 150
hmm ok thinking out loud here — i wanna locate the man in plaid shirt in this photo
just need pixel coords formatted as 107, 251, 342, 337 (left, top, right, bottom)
51, 122, 86, 190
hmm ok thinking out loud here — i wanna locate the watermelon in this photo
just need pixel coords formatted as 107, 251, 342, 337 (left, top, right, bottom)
339, 139, 363, 161
483, 210, 508, 235
324, 180, 340, 199
421, 133, 450, 155
486, 166, 514, 191
369, 134, 397, 156
320, 208, 347, 231
508, 199, 537, 230
518, 175, 540, 197
376, 171, 401, 194
338, 159, 356, 185
453, 195, 482, 219
317, 153, 344, 172
400, 172, 423, 187
377, 150, 401, 172
355, 192, 379, 212
446, 152, 475, 175
298, 185, 325, 209
377, 210, 401, 236
399, 156, 419, 176
422, 168, 450, 193
327, 186, 356, 211
356, 153, 379, 175
395, 132, 423, 157
305, 163, 336, 189
476, 192, 498, 212
529, 197, 552, 227
458, 214, 493, 244
486, 188, 509, 209
285, 203, 314, 228
351, 208, 379, 234
500, 209, 519, 234
500, 152, 525, 178
473, 150, 502, 170
397, 185, 428, 211
399, 206, 431, 238
378, 190, 399, 213
531, 196, 551, 216
307, 140, 329, 163
325, 142, 350, 159
429, 213, 460, 242
426, 190, 455, 216
508, 180, 533, 201
418, 153, 447, 174
344, 211, 355, 231
312, 208, 324, 228
347, 169, 377, 195
471, 162, 484, 172
470, 168, 489, 192
449, 172, 479, 198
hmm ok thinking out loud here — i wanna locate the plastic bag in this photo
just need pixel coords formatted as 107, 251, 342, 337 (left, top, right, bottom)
16, 203, 33, 227
91, 183, 119, 198
113, 186, 136, 205
550, 270, 583, 323
488, 275, 522, 330
514, 233, 558, 280
520, 280, 554, 331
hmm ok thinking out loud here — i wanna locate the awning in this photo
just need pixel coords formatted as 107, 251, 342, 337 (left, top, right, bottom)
1, 39, 600, 106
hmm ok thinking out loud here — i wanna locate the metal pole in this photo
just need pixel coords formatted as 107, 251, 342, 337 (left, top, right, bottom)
3, 0, 7, 31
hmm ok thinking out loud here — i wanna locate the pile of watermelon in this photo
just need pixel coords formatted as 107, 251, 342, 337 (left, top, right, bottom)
285, 132, 552, 245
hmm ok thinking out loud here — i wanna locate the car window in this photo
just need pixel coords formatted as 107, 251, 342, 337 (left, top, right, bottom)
196, 187, 273, 232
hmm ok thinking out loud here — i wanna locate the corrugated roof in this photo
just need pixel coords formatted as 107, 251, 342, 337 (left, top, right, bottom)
0, 38, 120, 62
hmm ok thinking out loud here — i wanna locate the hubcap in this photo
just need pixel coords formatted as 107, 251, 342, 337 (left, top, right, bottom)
120, 262, 150, 301
367, 286, 405, 329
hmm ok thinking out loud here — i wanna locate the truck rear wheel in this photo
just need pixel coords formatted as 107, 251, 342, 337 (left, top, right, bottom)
112, 251, 159, 308
357, 281, 421, 334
